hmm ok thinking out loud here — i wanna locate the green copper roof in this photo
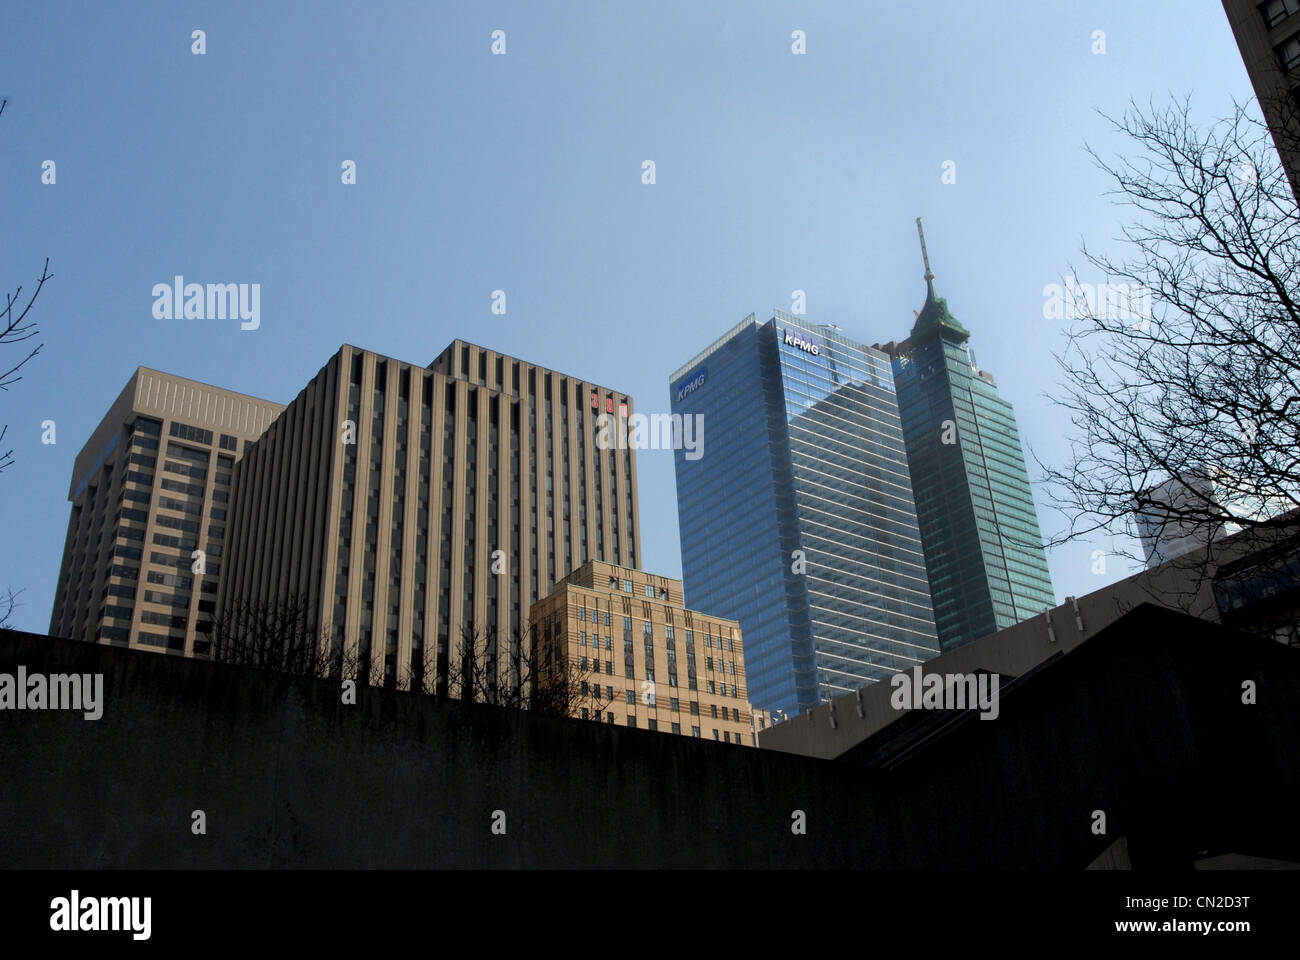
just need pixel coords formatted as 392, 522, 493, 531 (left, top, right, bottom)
911, 218, 970, 344
910, 275, 970, 344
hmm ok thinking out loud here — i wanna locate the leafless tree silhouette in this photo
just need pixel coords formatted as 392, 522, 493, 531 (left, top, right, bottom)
203, 596, 610, 718
1040, 95, 1300, 585
402, 618, 614, 719
1, 100, 54, 476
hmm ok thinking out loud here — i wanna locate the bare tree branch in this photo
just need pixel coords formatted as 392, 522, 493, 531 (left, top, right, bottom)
1039, 95, 1300, 579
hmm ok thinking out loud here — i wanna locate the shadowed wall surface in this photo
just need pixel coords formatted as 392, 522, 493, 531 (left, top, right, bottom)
1, 605, 1297, 868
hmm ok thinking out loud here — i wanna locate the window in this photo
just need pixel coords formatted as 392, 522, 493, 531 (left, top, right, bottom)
579, 607, 587, 622
626, 689, 635, 705
627, 716, 637, 728
219, 433, 238, 451
603, 611, 610, 626
644, 584, 655, 598
1278, 29, 1300, 70
671, 722, 681, 734
1261, 0, 1300, 29
622, 579, 633, 593
712, 730, 719, 741
692, 726, 700, 738
581, 681, 589, 696
606, 685, 613, 701
669, 697, 679, 712
708, 681, 715, 694
711, 704, 718, 718
690, 701, 699, 716
168, 421, 213, 446
605, 661, 613, 675
604, 636, 612, 650
579, 631, 587, 646
581, 708, 589, 720
648, 719, 658, 731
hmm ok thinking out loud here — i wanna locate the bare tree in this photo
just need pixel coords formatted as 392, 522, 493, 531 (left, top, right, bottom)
1, 100, 54, 476
203, 593, 375, 684
0, 587, 23, 630
403, 619, 614, 720
203, 597, 609, 717
1040, 95, 1300, 583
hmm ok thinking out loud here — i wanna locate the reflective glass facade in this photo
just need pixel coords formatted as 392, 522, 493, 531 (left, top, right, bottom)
885, 286, 1055, 652
670, 313, 938, 716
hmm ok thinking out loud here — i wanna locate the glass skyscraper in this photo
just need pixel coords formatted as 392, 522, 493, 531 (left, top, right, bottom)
876, 222, 1055, 652
669, 312, 938, 716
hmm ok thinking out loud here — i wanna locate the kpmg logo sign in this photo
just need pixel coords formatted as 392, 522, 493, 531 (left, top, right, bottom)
783, 329, 820, 355
675, 366, 707, 402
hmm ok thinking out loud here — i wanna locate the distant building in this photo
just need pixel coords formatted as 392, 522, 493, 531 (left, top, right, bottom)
1223, 0, 1300, 204
531, 560, 755, 744
1134, 467, 1292, 568
219, 342, 640, 690
1134, 472, 1235, 568
761, 507, 1300, 762
875, 221, 1055, 653
669, 312, 938, 718
49, 367, 284, 654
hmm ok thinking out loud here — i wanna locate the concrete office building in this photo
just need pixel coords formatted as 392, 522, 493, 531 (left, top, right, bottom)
49, 368, 284, 654
1224, 0, 1300, 204
875, 223, 1055, 653
669, 311, 939, 718
531, 560, 754, 744
219, 341, 640, 690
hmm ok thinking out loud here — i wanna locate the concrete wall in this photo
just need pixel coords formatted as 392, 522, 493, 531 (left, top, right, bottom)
3, 608, 1298, 869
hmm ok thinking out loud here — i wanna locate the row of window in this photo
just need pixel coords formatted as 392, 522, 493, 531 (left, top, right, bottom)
577, 709, 746, 741
169, 421, 214, 446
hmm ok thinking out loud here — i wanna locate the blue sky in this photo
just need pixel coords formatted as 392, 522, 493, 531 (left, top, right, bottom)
0, 0, 1262, 633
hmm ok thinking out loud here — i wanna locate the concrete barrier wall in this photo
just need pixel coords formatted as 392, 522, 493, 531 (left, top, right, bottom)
2, 610, 1297, 868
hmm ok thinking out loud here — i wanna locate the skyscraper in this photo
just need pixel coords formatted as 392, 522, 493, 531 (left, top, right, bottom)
219, 341, 640, 689
875, 221, 1055, 652
669, 312, 938, 717
1223, 0, 1300, 205
49, 367, 284, 654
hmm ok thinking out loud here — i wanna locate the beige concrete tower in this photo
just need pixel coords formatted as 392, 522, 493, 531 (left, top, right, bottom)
49, 367, 285, 654
219, 341, 642, 691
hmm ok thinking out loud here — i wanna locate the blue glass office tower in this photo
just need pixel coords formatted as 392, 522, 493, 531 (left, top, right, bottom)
875, 222, 1055, 652
669, 312, 938, 716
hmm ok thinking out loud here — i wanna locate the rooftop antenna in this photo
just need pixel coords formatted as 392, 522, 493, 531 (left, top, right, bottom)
916, 217, 937, 298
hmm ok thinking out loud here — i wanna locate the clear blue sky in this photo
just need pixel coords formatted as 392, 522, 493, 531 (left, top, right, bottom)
0, 1, 1260, 633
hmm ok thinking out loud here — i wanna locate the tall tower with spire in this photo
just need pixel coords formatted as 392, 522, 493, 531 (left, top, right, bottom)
874, 220, 1055, 652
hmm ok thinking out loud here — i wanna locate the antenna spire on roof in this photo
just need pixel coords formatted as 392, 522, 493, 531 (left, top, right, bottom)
916, 217, 934, 284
